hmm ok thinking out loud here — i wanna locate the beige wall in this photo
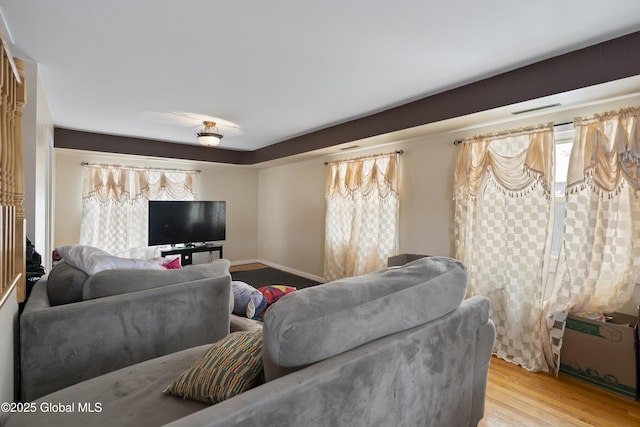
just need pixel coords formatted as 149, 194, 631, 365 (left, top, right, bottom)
22, 61, 53, 260
258, 160, 326, 277
396, 137, 459, 257
52, 133, 461, 281
53, 150, 260, 263
52, 93, 640, 312
256, 136, 460, 279
254, 95, 640, 315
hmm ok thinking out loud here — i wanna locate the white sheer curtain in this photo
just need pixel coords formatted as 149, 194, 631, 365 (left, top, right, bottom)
324, 152, 399, 281
80, 164, 198, 257
454, 124, 555, 372
546, 107, 640, 372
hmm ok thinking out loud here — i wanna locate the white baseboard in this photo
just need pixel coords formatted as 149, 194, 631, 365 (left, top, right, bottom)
229, 259, 261, 266
230, 259, 325, 283
261, 260, 326, 283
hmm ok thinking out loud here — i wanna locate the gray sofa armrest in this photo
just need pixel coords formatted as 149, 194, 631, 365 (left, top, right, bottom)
20, 275, 231, 401
167, 296, 495, 427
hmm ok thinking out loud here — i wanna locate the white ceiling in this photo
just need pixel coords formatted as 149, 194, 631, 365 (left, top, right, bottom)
1, 1, 640, 152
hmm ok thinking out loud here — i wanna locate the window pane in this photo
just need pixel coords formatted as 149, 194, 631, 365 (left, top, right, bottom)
555, 141, 572, 197
551, 200, 565, 257
552, 132, 573, 258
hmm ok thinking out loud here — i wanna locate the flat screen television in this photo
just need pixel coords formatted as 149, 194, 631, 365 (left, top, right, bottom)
148, 200, 226, 246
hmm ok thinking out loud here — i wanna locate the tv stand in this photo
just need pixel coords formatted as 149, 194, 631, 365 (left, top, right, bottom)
161, 244, 223, 266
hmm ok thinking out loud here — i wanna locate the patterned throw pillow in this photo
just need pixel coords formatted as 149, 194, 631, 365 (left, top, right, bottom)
257, 285, 296, 305
256, 285, 297, 318
232, 281, 267, 319
163, 330, 264, 404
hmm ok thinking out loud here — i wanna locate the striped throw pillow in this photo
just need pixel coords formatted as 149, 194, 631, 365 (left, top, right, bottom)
164, 330, 264, 404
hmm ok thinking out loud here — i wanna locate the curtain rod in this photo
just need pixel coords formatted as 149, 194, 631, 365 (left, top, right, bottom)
80, 162, 201, 173
452, 121, 574, 145
324, 150, 404, 165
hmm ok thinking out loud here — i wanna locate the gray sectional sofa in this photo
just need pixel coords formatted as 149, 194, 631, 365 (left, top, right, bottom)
19, 259, 233, 401
4, 256, 495, 427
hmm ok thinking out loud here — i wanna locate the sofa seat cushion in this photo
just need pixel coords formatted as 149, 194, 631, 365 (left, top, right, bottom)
82, 259, 232, 301
262, 256, 468, 380
230, 314, 264, 333
2, 345, 211, 427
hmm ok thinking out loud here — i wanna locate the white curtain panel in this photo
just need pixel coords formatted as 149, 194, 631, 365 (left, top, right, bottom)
324, 153, 399, 281
546, 107, 640, 373
454, 124, 555, 372
80, 165, 198, 257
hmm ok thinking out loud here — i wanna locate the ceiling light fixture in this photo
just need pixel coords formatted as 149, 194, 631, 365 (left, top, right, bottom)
196, 121, 223, 146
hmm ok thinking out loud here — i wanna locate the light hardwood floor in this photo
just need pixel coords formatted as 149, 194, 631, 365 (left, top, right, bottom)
481, 356, 640, 426
229, 262, 269, 272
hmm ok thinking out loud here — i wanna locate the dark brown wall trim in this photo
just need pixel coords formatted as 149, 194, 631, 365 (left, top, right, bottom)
54, 128, 251, 165
55, 31, 640, 165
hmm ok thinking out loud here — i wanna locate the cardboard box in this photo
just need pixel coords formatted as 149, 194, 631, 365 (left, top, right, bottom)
559, 312, 639, 399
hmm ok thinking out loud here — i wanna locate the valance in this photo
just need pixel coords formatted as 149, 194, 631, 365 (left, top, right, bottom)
325, 152, 398, 200
568, 107, 640, 197
454, 123, 555, 200
82, 165, 198, 204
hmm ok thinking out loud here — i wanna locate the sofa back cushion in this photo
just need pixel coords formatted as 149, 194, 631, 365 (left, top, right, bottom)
47, 260, 89, 306
82, 259, 232, 301
262, 256, 468, 381
56, 245, 165, 275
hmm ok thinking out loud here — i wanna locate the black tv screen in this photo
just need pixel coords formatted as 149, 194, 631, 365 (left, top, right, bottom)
148, 201, 226, 246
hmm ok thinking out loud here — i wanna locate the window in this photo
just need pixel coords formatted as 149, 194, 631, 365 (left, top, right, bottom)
551, 125, 573, 258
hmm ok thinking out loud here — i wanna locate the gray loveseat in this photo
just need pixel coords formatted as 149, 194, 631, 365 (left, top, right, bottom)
19, 258, 233, 401
4, 256, 495, 427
